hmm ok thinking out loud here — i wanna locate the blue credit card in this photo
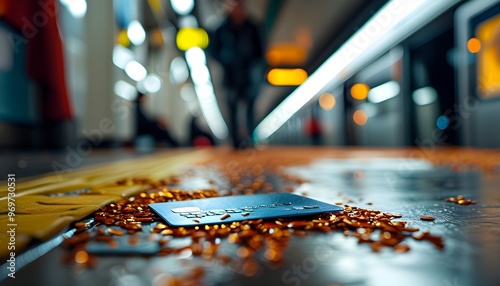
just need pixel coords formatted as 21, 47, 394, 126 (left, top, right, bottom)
149, 193, 343, 227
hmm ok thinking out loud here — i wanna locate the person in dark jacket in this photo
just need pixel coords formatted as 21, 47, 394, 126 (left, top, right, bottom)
209, 0, 264, 148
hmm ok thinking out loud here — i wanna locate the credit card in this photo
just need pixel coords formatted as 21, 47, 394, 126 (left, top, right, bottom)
149, 193, 343, 227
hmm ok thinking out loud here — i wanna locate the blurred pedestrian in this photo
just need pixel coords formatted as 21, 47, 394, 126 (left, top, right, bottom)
209, 0, 264, 148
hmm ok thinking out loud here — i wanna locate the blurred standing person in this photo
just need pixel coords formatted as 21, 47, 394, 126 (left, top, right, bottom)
210, 0, 264, 149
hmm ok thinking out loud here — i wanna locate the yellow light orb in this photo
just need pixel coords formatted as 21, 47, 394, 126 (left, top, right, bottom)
467, 38, 481, 54
351, 83, 370, 100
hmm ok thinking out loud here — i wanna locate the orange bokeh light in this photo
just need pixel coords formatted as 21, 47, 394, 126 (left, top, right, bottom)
351, 83, 370, 100
74, 250, 89, 264
467, 38, 481, 53
267, 68, 308, 86
476, 15, 500, 98
319, 93, 336, 110
353, 110, 368, 126
266, 44, 307, 66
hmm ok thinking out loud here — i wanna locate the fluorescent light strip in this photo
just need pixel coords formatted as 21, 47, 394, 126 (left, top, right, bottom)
412, 86, 438, 106
254, 0, 458, 141
185, 48, 228, 140
367, 81, 400, 103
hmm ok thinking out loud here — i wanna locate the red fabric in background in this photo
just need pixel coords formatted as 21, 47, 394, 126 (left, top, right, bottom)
0, 0, 73, 120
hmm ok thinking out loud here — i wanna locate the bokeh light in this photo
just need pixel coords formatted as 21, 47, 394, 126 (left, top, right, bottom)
117, 29, 131, 47
138, 74, 162, 93
353, 110, 368, 126
318, 93, 336, 110
114, 80, 137, 100
185, 47, 207, 67
351, 83, 370, 100
176, 28, 209, 51
112, 45, 134, 69
367, 81, 400, 103
61, 0, 87, 18
412, 86, 437, 106
127, 20, 146, 46
74, 250, 89, 264
169, 57, 189, 85
125, 61, 147, 81
266, 44, 306, 66
267, 68, 308, 86
170, 0, 194, 15
436, 115, 450, 130
467, 38, 481, 53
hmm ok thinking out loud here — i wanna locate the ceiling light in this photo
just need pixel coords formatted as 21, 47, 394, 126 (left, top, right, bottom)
267, 68, 308, 86
367, 81, 400, 103
412, 86, 438, 106
253, 0, 458, 141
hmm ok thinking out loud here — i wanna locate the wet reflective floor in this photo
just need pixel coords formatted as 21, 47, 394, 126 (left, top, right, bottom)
1, 147, 500, 286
